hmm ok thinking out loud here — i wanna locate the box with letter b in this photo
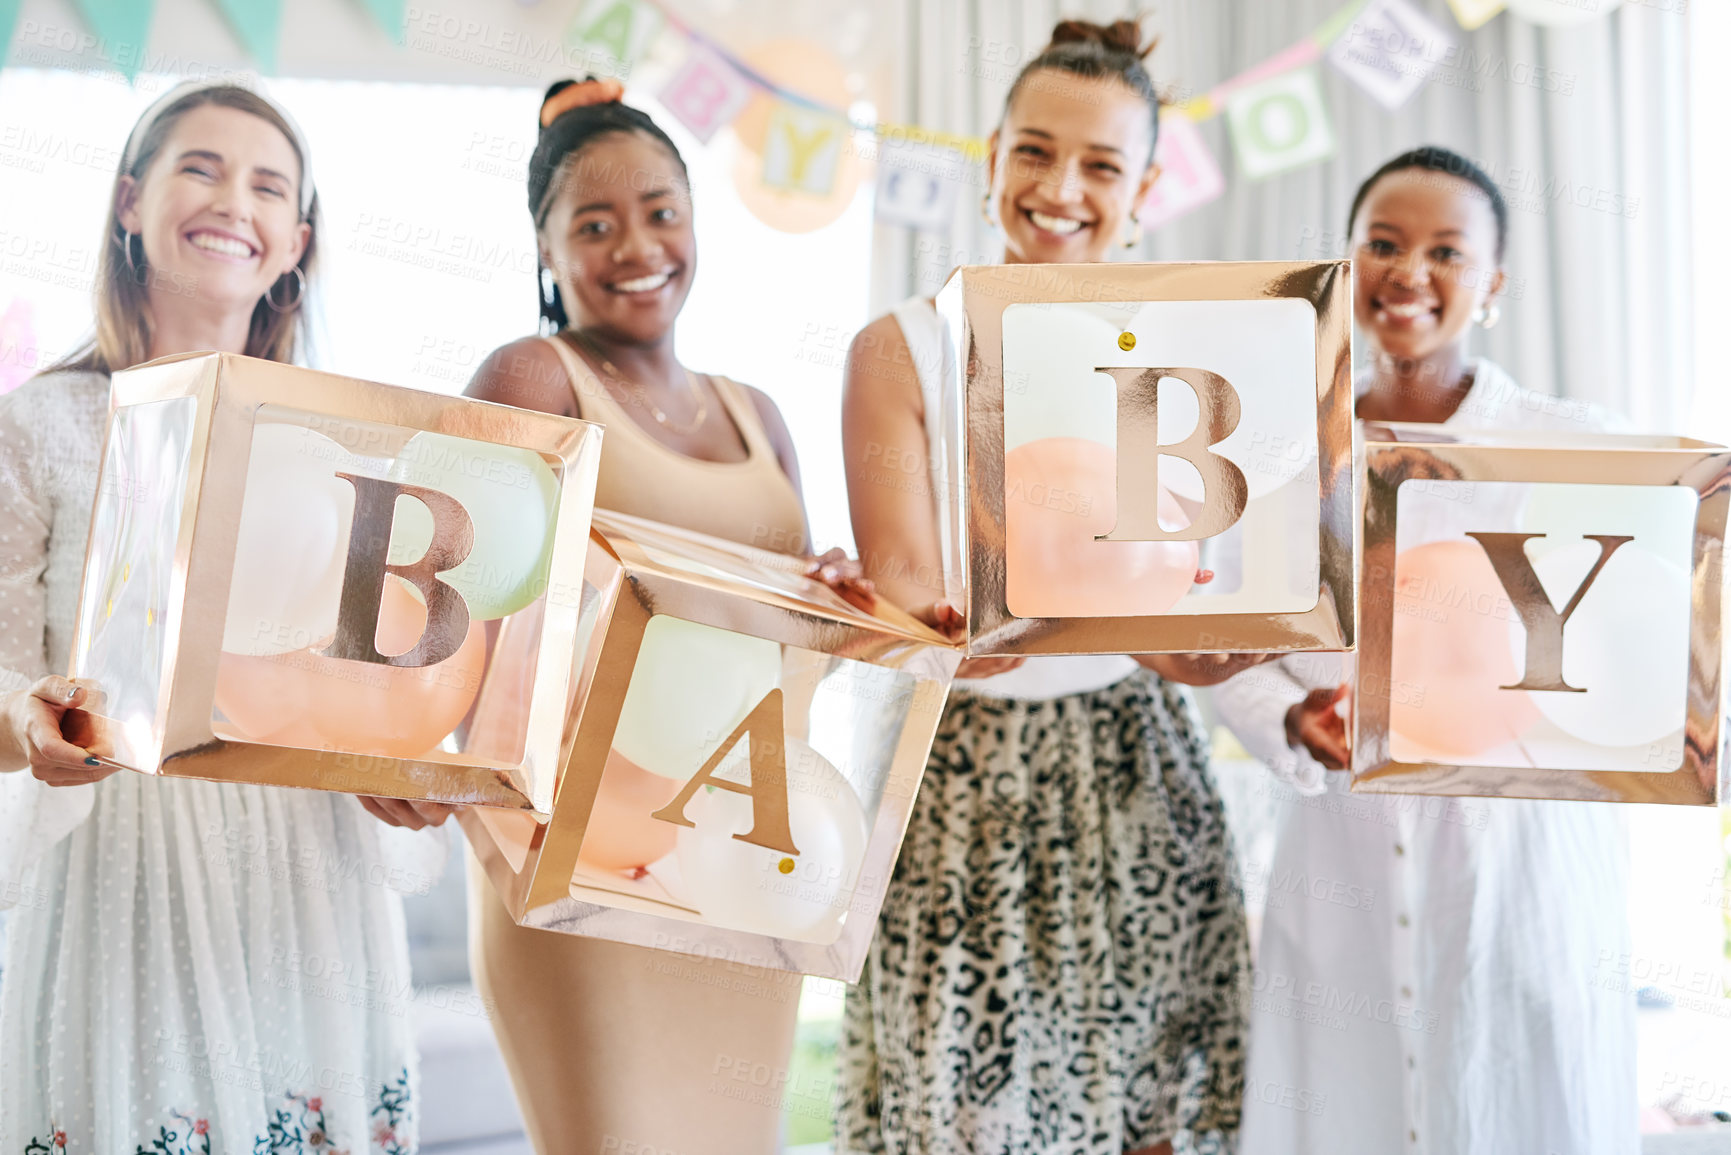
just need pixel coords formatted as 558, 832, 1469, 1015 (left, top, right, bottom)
936, 260, 1356, 656
66, 351, 601, 815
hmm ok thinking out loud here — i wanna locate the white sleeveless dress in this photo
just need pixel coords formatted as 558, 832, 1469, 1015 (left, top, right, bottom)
0, 371, 440, 1154
836, 301, 1249, 1155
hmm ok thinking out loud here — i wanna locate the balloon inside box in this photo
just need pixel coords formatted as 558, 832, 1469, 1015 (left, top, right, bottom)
66, 351, 602, 814
1351, 423, 1731, 806
458, 511, 961, 982
937, 260, 1358, 658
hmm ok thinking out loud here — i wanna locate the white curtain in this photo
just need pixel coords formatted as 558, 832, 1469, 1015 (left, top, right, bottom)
873, 0, 1692, 430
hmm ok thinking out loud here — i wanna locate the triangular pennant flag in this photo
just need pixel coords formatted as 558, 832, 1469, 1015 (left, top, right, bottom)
357, 0, 406, 45
761, 102, 847, 196
0, 0, 22, 79
72, 0, 155, 80
874, 139, 965, 232
1447, 0, 1508, 29
1329, 0, 1454, 110
1225, 65, 1336, 181
567, 0, 661, 81
0, 299, 38, 396
1140, 112, 1225, 230
659, 42, 752, 144
213, 0, 284, 73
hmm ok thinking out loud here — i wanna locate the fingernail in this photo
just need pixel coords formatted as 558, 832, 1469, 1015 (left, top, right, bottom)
84, 757, 100, 766
65, 687, 79, 701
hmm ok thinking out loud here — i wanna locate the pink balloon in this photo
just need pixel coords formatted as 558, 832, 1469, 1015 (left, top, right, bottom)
214, 576, 486, 759
1004, 437, 1200, 618
576, 748, 685, 874
1389, 540, 1540, 759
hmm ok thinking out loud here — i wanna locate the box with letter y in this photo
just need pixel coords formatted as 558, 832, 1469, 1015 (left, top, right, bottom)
1351, 423, 1731, 805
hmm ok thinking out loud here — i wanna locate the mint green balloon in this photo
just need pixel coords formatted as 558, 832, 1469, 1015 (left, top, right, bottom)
385, 432, 561, 621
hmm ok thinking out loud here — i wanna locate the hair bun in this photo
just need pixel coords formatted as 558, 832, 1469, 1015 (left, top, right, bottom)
1048, 17, 1155, 59
539, 76, 626, 129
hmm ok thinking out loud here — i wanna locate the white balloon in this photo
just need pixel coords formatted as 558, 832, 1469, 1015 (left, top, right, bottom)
675, 737, 870, 942
611, 617, 784, 781
386, 432, 561, 621
1510, 539, 1690, 748
1503, 0, 1623, 27
222, 424, 353, 656
1518, 482, 1698, 567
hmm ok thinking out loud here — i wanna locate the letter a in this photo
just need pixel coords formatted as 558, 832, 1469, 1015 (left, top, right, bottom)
1094, 366, 1248, 542
319, 474, 475, 668
651, 689, 798, 857
1466, 531, 1633, 692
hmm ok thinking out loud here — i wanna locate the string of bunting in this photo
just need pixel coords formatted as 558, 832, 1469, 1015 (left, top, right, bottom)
565, 0, 1612, 233
0, 0, 1617, 228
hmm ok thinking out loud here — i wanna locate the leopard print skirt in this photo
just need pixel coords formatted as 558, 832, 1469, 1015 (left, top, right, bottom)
837, 671, 1248, 1155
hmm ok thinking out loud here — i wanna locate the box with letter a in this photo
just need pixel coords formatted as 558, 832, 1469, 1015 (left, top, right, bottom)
458, 510, 961, 980
936, 261, 1356, 655
66, 351, 602, 815
1351, 423, 1731, 805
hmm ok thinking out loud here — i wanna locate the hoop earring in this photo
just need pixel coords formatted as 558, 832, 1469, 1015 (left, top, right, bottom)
120, 231, 147, 283
980, 192, 997, 229
265, 266, 306, 313
1473, 303, 1501, 330
1122, 213, 1144, 250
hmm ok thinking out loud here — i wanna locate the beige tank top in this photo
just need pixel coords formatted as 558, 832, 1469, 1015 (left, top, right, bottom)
542, 335, 807, 552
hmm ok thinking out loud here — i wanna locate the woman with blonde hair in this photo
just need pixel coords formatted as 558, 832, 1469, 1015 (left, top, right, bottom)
0, 81, 435, 1152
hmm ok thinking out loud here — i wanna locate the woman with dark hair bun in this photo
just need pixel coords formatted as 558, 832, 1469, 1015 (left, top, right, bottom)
1214, 146, 1638, 1155
463, 78, 867, 1153
838, 20, 1254, 1155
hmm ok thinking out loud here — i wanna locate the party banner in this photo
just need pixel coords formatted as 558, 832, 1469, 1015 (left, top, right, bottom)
212, 0, 283, 73
1225, 66, 1337, 181
67, 352, 603, 813
1446, 0, 1508, 30
356, 0, 405, 44
567, 0, 660, 81
73, 0, 154, 78
1140, 111, 1225, 230
1329, 0, 1454, 111
0, 0, 20, 75
659, 41, 752, 144
0, 300, 37, 395
1352, 425, 1729, 806
873, 138, 966, 232
761, 102, 848, 197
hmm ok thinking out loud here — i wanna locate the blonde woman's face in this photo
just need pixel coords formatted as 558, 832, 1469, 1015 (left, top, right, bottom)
118, 104, 310, 314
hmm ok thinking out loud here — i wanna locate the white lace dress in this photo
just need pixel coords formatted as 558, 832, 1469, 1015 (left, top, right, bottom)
0, 371, 439, 1154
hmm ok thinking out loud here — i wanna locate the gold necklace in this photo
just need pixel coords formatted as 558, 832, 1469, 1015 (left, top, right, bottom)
572, 330, 709, 436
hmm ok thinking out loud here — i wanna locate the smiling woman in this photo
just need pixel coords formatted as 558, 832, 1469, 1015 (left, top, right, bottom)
0, 80, 432, 1154
56, 85, 316, 376
458, 77, 837, 1155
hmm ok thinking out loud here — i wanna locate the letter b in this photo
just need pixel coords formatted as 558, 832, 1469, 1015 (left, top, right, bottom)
1093, 366, 1248, 542
318, 474, 474, 668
